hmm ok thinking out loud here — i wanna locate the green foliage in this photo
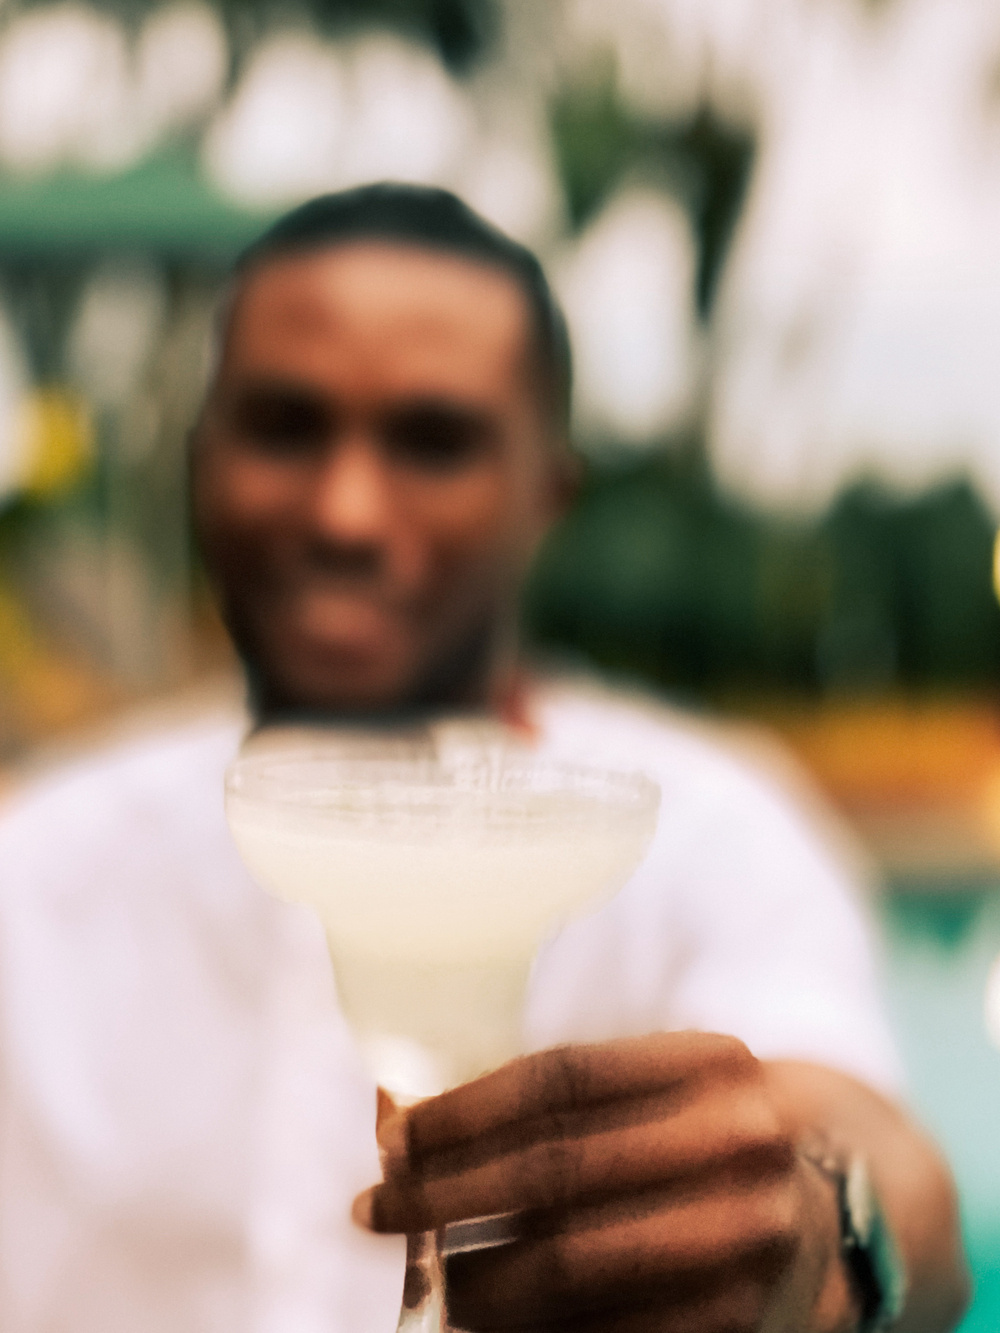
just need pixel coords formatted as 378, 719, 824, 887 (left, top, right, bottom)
822, 485, 1000, 689
39, 0, 498, 71
308, 0, 497, 70
549, 68, 640, 230
549, 76, 753, 315
524, 452, 1000, 699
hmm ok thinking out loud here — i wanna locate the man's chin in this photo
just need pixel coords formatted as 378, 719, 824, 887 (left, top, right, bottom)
235, 614, 499, 718
255, 659, 422, 719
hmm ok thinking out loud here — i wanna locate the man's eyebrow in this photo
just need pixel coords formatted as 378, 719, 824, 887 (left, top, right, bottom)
380, 400, 501, 442
382, 396, 493, 417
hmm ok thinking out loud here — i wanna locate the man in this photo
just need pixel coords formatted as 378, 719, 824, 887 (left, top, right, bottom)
0, 185, 967, 1332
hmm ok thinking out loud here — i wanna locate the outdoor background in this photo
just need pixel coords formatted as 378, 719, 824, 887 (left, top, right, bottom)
0, 0, 998, 1323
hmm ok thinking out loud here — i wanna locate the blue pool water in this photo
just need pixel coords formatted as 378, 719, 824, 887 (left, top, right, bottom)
879, 886, 1000, 1330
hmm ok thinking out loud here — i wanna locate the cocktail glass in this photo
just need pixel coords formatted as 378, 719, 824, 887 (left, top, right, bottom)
225, 738, 659, 1332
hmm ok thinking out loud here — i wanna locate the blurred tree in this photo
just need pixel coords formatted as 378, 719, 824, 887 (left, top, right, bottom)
526, 461, 1000, 700
26, 0, 498, 72
309, 0, 496, 70
550, 73, 753, 316
822, 483, 1000, 690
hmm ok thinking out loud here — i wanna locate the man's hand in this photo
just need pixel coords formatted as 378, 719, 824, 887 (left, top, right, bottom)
352, 1032, 858, 1333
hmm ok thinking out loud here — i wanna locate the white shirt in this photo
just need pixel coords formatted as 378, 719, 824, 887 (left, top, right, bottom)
0, 677, 901, 1332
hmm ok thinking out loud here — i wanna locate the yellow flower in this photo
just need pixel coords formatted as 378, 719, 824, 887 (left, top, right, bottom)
19, 388, 94, 498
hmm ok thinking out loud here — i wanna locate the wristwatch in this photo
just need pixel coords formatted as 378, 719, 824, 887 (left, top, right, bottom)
806, 1149, 908, 1332
837, 1155, 908, 1332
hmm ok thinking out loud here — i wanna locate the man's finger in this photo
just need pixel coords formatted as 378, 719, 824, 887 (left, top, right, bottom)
445, 1185, 796, 1328
361, 1083, 788, 1232
449, 1280, 771, 1333
401, 1032, 755, 1165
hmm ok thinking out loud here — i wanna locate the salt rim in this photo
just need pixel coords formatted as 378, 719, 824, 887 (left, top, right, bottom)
225, 753, 660, 836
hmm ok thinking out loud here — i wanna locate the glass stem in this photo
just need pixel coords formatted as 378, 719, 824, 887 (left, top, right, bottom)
397, 1228, 448, 1332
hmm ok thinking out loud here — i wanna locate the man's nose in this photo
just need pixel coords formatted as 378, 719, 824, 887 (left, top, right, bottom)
309, 436, 395, 546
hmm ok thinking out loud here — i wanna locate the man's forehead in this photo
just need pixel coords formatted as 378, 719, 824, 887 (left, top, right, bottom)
222, 241, 534, 394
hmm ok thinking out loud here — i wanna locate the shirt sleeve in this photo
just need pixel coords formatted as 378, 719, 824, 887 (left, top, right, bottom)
525, 700, 904, 1101
663, 754, 905, 1099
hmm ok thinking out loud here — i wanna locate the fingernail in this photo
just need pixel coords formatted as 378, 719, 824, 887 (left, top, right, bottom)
375, 1088, 408, 1166
351, 1189, 375, 1230
376, 1087, 398, 1130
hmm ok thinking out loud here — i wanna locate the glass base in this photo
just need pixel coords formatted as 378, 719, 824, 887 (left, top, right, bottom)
397, 1229, 449, 1333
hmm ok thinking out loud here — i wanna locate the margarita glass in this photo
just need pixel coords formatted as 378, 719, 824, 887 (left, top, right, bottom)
225, 737, 659, 1331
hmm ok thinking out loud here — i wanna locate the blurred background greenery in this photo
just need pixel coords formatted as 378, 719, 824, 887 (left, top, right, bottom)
1, 0, 1000, 1322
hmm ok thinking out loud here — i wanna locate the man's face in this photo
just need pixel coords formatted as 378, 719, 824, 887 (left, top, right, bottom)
192, 241, 566, 714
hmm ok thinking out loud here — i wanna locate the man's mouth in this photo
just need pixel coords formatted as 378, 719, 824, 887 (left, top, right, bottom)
290, 586, 410, 657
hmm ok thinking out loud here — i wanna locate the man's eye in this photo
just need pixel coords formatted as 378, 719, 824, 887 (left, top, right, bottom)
382, 408, 492, 470
234, 393, 328, 454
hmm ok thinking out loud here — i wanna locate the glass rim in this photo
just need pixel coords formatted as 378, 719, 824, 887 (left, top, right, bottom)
225, 750, 661, 820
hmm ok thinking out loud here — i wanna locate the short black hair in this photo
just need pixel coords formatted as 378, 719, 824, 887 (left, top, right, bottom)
235, 182, 572, 436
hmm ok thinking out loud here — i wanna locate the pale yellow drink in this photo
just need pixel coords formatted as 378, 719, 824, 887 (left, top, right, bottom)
226, 752, 659, 1097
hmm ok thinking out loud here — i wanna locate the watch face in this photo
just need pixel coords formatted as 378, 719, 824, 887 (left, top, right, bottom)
846, 1157, 875, 1247
843, 1156, 908, 1330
